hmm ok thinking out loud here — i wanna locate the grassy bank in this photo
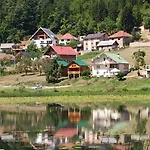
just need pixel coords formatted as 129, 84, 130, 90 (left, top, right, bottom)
0, 95, 150, 107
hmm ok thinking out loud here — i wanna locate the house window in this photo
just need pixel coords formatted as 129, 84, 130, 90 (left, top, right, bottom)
104, 58, 106, 61
47, 41, 52, 44
61, 39, 64, 42
105, 65, 107, 67
110, 64, 118, 68
67, 39, 70, 41
41, 41, 44, 44
86, 42, 88, 45
39, 36, 44, 39
97, 65, 100, 69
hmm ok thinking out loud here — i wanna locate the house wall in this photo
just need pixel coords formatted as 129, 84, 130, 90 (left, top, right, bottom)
31, 39, 58, 49
60, 55, 76, 62
83, 34, 108, 51
98, 44, 118, 51
118, 64, 129, 73
59, 39, 77, 45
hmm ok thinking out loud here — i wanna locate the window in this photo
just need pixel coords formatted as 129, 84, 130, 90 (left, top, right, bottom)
61, 39, 64, 42
104, 58, 106, 61
86, 42, 88, 45
97, 65, 100, 69
105, 65, 107, 67
41, 41, 44, 44
47, 41, 52, 44
110, 64, 118, 68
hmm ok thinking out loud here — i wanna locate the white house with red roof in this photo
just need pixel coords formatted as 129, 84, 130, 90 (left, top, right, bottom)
109, 30, 132, 48
29, 27, 58, 48
44, 46, 77, 62
59, 33, 78, 45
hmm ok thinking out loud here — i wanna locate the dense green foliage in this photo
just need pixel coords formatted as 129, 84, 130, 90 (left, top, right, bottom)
0, 0, 150, 43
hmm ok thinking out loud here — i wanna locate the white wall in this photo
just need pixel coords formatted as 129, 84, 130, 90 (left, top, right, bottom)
32, 38, 58, 48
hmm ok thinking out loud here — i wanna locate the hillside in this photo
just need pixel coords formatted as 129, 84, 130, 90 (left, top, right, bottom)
0, 0, 150, 43
77, 47, 150, 65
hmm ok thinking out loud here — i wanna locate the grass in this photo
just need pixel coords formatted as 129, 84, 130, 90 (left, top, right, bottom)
0, 95, 150, 107
77, 51, 102, 60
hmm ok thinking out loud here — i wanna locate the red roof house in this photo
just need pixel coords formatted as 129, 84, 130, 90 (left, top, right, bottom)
54, 128, 78, 139
44, 46, 77, 62
109, 31, 132, 48
109, 31, 132, 38
59, 33, 78, 45
0, 53, 15, 60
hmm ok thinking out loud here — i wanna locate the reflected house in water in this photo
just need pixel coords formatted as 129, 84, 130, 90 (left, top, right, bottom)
54, 128, 78, 147
138, 108, 150, 119
92, 108, 121, 129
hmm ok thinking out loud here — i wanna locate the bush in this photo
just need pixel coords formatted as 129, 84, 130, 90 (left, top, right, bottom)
81, 69, 91, 79
116, 72, 126, 81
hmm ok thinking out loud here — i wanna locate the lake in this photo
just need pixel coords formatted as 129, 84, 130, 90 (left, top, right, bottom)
0, 103, 150, 150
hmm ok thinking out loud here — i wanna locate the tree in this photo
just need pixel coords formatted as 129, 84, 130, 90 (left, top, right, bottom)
26, 43, 42, 58
16, 56, 32, 75
45, 59, 61, 83
132, 50, 146, 75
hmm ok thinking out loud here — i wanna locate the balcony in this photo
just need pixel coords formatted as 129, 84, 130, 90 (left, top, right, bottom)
68, 71, 80, 75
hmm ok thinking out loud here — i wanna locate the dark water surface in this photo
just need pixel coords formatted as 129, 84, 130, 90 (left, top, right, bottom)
0, 104, 150, 150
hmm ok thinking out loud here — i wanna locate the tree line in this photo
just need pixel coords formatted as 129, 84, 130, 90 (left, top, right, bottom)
0, 0, 150, 43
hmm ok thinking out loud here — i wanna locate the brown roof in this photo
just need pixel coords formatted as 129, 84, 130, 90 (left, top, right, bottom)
0, 53, 15, 60
109, 31, 132, 38
60, 33, 77, 40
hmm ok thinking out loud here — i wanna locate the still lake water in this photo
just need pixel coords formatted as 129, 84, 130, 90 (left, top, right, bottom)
0, 104, 150, 150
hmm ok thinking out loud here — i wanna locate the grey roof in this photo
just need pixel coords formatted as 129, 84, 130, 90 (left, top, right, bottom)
29, 27, 58, 41
0, 43, 14, 49
97, 40, 119, 47
84, 33, 106, 40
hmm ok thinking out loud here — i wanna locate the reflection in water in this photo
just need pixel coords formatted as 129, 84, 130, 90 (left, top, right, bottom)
0, 105, 150, 149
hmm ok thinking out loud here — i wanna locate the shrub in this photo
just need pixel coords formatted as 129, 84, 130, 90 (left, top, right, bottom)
116, 72, 126, 81
81, 69, 91, 79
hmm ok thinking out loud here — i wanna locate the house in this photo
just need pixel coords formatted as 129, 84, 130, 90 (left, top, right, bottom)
57, 60, 68, 76
97, 40, 119, 51
12, 41, 30, 55
0, 53, 15, 61
68, 60, 89, 78
0, 43, 14, 53
59, 33, 78, 45
44, 46, 77, 62
29, 27, 58, 48
91, 53, 129, 77
54, 128, 78, 144
109, 31, 132, 48
83, 33, 108, 51
146, 65, 150, 78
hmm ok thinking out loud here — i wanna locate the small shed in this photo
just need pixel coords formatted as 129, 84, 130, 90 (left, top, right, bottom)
68, 60, 89, 78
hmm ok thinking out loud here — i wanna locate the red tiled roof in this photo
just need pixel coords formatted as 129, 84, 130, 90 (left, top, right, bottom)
54, 128, 78, 138
0, 53, 15, 60
109, 31, 132, 38
60, 33, 77, 40
51, 46, 77, 56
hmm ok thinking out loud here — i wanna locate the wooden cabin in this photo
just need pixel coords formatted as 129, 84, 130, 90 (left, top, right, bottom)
68, 60, 89, 78
57, 60, 68, 76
